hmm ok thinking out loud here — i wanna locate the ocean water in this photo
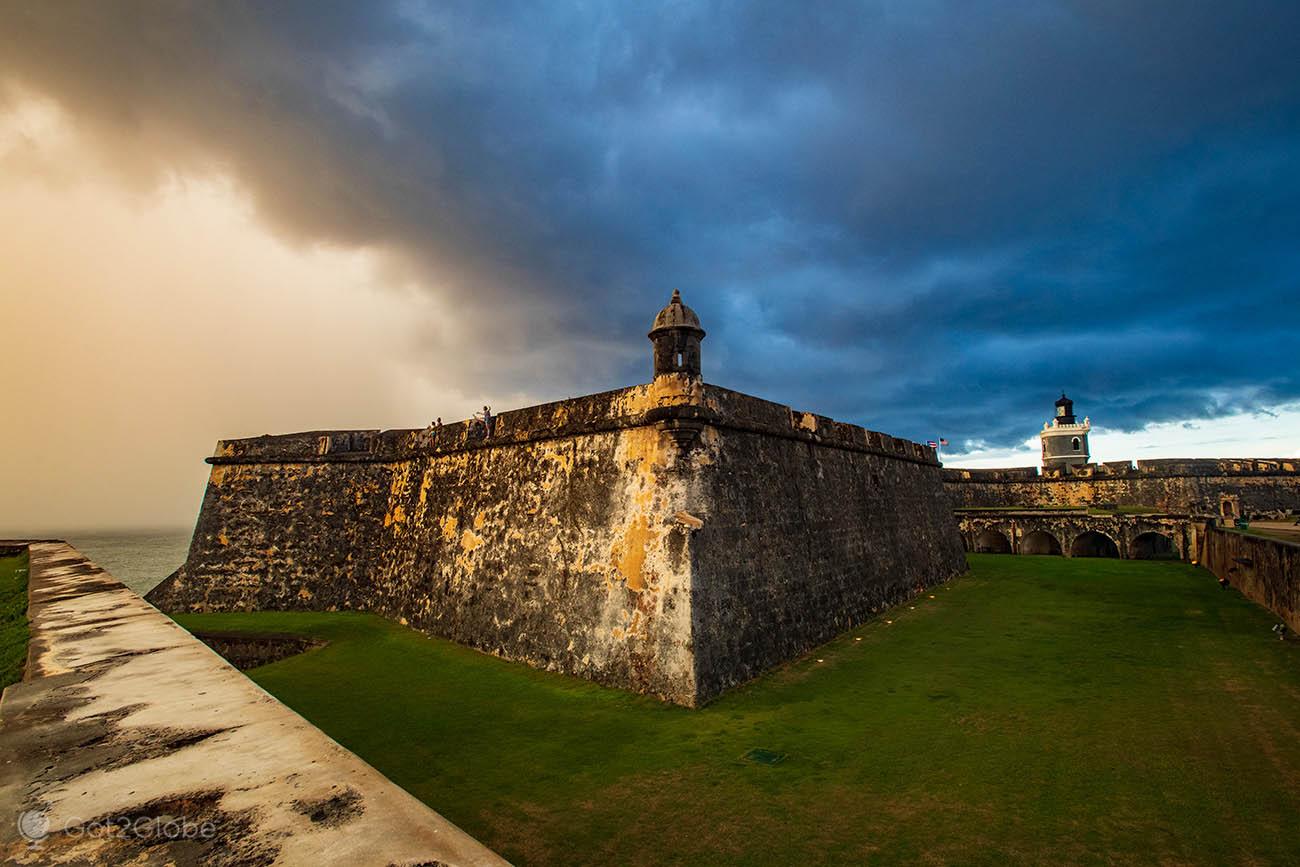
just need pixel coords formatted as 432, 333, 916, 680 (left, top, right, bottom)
62, 528, 193, 597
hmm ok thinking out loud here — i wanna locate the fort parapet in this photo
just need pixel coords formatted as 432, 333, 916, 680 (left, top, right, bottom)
149, 375, 965, 707
944, 459, 1300, 518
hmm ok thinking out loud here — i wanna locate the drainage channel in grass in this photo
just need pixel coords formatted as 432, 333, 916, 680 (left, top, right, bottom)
191, 630, 326, 670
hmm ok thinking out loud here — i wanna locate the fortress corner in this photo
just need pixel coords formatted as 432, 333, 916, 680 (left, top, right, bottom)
149, 293, 966, 706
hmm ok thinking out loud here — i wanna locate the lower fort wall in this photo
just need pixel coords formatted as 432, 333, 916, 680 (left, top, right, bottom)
148, 377, 965, 706
1201, 527, 1300, 634
954, 511, 1201, 561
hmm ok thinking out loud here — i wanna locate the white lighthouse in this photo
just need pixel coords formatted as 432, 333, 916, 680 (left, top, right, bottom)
1040, 393, 1090, 471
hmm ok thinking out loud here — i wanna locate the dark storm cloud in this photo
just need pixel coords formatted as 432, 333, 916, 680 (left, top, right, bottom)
3, 0, 1298, 448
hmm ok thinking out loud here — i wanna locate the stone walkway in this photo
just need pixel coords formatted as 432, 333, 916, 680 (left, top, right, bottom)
0, 542, 508, 866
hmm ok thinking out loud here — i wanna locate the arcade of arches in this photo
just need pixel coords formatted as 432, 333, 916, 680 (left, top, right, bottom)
1132, 531, 1179, 560
1020, 530, 1063, 556
975, 529, 1013, 554
956, 512, 1196, 562
1071, 531, 1120, 558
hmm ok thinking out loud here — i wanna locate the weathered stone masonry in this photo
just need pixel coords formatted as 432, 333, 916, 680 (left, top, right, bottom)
945, 459, 1300, 517
148, 375, 965, 707
945, 397, 1299, 565
1200, 527, 1300, 634
955, 510, 1202, 559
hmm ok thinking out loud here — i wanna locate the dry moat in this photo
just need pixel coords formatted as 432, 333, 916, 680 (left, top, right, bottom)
171, 554, 1300, 867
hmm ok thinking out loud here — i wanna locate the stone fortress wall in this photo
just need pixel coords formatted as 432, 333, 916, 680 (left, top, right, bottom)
944, 458, 1300, 518
1200, 527, 1300, 634
136, 284, 1300, 704
678, 386, 967, 700
148, 374, 966, 707
941, 387, 1300, 636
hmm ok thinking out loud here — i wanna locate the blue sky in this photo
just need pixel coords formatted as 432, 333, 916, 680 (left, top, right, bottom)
2, 1, 1298, 527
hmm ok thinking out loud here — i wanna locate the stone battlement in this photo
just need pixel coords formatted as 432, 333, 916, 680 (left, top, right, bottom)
944, 457, 1300, 484
944, 457, 1300, 518
210, 380, 942, 468
1041, 420, 1090, 433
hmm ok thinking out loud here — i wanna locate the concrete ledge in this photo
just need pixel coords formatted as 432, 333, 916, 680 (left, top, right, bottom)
0, 542, 508, 866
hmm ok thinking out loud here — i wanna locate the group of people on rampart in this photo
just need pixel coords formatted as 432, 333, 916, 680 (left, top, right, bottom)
422, 405, 494, 444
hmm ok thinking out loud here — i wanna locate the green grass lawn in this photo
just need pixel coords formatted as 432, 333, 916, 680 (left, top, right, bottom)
956, 506, 1085, 512
1239, 523, 1300, 545
174, 556, 1300, 866
1, 551, 30, 688
1086, 504, 1160, 515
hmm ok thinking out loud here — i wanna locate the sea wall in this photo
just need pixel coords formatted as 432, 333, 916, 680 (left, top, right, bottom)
944, 460, 1300, 516
149, 376, 965, 706
1, 542, 504, 866
1201, 527, 1300, 634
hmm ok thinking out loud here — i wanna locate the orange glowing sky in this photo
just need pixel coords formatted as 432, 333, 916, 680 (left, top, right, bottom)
1, 95, 524, 531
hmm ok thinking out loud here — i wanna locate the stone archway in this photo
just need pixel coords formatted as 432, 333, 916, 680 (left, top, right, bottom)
974, 529, 1013, 554
1132, 531, 1178, 560
1020, 530, 1062, 556
1071, 531, 1119, 558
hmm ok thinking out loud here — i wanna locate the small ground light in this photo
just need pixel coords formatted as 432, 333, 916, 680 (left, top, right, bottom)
855, 637, 861, 641
928, 594, 936, 599
817, 658, 824, 662
885, 620, 892, 624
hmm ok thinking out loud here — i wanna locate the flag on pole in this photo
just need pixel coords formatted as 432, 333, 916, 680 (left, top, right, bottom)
939, 438, 949, 446
927, 440, 938, 448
